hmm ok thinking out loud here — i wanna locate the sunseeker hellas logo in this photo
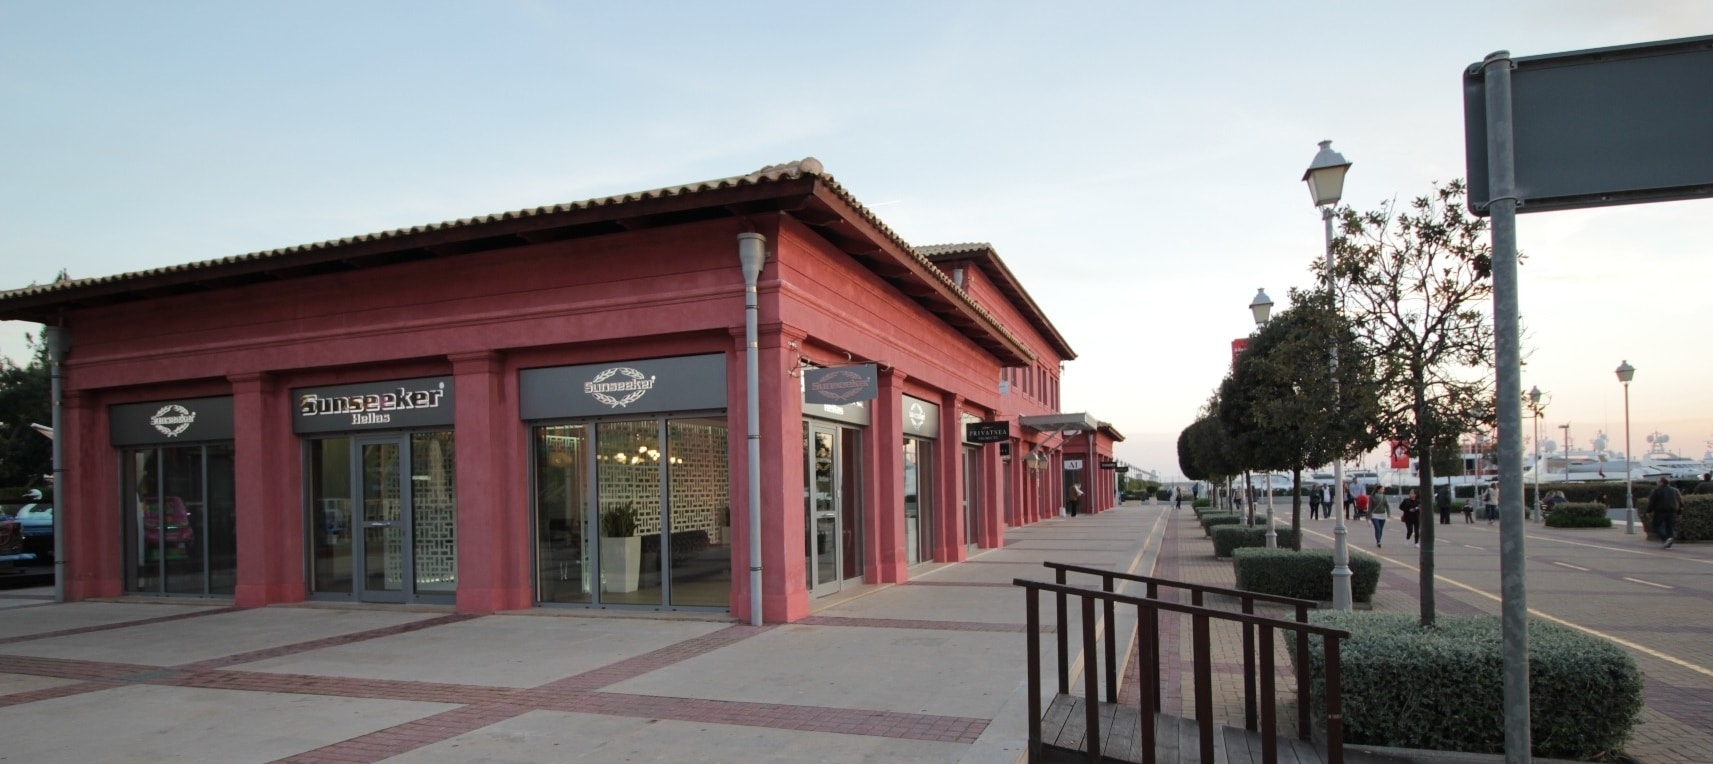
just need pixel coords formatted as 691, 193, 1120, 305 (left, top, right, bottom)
585, 367, 656, 408
150, 404, 197, 438
908, 401, 927, 430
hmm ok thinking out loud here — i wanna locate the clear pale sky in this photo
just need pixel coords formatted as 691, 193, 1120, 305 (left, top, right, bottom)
3, 2, 1710, 479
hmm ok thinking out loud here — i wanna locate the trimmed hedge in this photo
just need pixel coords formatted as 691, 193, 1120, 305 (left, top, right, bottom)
1298, 612, 1641, 760
1641, 494, 1713, 542
1231, 548, 1379, 603
1211, 525, 1300, 558
1199, 512, 1244, 536
1544, 502, 1613, 528
1192, 498, 1213, 509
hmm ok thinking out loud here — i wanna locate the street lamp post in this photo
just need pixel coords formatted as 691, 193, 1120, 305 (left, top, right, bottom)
1617, 361, 1636, 534
1303, 140, 1353, 611
1250, 288, 1277, 547
1528, 386, 1543, 523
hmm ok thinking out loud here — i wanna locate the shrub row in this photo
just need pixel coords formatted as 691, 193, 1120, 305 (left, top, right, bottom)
1211, 526, 1300, 557
1198, 512, 1245, 535
1297, 612, 1642, 760
1543, 502, 1612, 528
1232, 548, 1379, 604
1638, 494, 1713, 542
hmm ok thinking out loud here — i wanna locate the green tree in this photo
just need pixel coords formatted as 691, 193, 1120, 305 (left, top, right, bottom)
0, 333, 52, 489
1218, 292, 1381, 547
1327, 179, 1498, 626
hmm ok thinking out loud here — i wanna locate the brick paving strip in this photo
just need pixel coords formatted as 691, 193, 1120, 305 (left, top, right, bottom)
798, 614, 1052, 633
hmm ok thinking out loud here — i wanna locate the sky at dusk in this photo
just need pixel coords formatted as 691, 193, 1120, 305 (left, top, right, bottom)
3, 1, 1710, 479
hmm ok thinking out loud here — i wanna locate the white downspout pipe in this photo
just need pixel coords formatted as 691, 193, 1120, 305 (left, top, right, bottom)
44, 324, 69, 603
738, 233, 767, 626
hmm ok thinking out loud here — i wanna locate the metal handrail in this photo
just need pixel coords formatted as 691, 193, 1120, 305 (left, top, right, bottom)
1017, 576, 1350, 764
1045, 561, 1317, 736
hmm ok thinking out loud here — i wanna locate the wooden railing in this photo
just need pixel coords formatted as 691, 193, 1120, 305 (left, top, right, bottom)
1016, 564, 1351, 764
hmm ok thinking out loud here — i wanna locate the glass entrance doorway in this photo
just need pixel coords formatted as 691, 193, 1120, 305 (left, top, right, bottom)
309, 432, 456, 604
963, 446, 979, 551
805, 422, 863, 597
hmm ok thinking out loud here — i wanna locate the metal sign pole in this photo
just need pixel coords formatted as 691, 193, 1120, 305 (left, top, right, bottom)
1479, 50, 1532, 764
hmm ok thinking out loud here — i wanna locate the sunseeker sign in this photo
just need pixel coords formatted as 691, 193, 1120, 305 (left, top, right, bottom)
110, 396, 234, 446
520, 354, 726, 420
293, 377, 454, 434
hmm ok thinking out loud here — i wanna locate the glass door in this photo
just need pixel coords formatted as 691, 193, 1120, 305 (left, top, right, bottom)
357, 438, 408, 603
963, 446, 979, 551
806, 424, 841, 596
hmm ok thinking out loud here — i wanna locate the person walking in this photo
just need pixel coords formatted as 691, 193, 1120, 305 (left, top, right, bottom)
1369, 488, 1391, 547
1482, 482, 1500, 524
1067, 482, 1085, 517
1399, 489, 1421, 546
1435, 484, 1453, 525
1309, 485, 1323, 520
1344, 479, 1358, 519
1648, 477, 1684, 549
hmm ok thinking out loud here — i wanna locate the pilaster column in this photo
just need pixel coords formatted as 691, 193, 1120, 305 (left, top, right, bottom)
230, 372, 304, 606
63, 389, 120, 599
867, 368, 906, 583
935, 393, 965, 562
450, 351, 529, 613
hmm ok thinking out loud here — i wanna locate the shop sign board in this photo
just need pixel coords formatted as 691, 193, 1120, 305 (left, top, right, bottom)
294, 377, 454, 434
902, 395, 940, 439
1064, 459, 1084, 470
520, 353, 726, 420
110, 396, 235, 446
965, 421, 1010, 444
804, 364, 877, 405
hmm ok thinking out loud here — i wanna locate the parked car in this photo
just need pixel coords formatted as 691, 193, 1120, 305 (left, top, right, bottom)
0, 513, 33, 565
12, 490, 52, 562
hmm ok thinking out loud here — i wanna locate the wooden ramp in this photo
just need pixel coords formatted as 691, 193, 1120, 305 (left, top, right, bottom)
1039, 694, 1414, 764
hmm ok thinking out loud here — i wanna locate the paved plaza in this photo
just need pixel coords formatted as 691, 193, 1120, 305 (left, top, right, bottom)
1, 501, 1707, 762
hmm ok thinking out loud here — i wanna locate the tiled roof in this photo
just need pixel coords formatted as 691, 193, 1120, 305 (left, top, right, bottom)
919, 242, 1075, 360
0, 158, 1036, 364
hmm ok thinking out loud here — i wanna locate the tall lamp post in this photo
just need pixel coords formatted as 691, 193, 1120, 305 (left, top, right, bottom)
1617, 361, 1636, 534
1527, 386, 1544, 523
1250, 288, 1277, 547
1303, 139, 1353, 611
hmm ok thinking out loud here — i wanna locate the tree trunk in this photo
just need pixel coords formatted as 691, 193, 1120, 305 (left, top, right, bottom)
1291, 468, 1304, 550
1416, 393, 1437, 628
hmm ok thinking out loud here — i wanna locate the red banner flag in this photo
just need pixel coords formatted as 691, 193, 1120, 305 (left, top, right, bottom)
1389, 440, 1411, 469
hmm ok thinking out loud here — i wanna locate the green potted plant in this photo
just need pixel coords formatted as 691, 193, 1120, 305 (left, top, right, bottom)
600, 505, 641, 593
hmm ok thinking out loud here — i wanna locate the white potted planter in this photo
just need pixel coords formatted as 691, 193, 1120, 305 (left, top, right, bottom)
601, 535, 642, 593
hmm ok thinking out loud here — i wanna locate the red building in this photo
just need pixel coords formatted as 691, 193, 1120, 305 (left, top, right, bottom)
0, 158, 1121, 623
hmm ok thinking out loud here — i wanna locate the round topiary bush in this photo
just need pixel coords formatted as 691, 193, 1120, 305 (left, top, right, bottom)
1544, 502, 1613, 528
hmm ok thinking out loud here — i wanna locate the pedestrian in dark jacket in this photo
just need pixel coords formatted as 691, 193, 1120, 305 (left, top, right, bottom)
1648, 477, 1684, 549
1435, 486, 1453, 525
1400, 489, 1422, 546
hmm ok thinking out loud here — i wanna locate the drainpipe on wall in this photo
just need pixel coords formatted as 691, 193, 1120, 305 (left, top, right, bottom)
738, 233, 767, 626
43, 324, 70, 603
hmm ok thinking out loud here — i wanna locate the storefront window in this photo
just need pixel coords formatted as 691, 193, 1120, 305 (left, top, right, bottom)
123, 443, 236, 596
534, 424, 590, 603
310, 438, 353, 594
666, 418, 730, 607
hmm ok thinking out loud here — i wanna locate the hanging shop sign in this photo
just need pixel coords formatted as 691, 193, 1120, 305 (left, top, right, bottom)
110, 396, 234, 446
293, 376, 454, 434
965, 420, 1010, 444
1100, 460, 1119, 470
520, 353, 726, 420
902, 395, 940, 439
804, 364, 878, 405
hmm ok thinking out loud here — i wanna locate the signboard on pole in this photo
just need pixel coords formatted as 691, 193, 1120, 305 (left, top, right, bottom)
804, 364, 878, 405
1464, 35, 1713, 215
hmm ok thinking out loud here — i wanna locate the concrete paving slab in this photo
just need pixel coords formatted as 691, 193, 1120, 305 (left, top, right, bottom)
229, 613, 731, 687
385, 709, 966, 764
0, 605, 437, 666
0, 682, 456, 763
0, 601, 224, 640
602, 623, 1023, 719
820, 585, 1030, 625
0, 671, 83, 696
